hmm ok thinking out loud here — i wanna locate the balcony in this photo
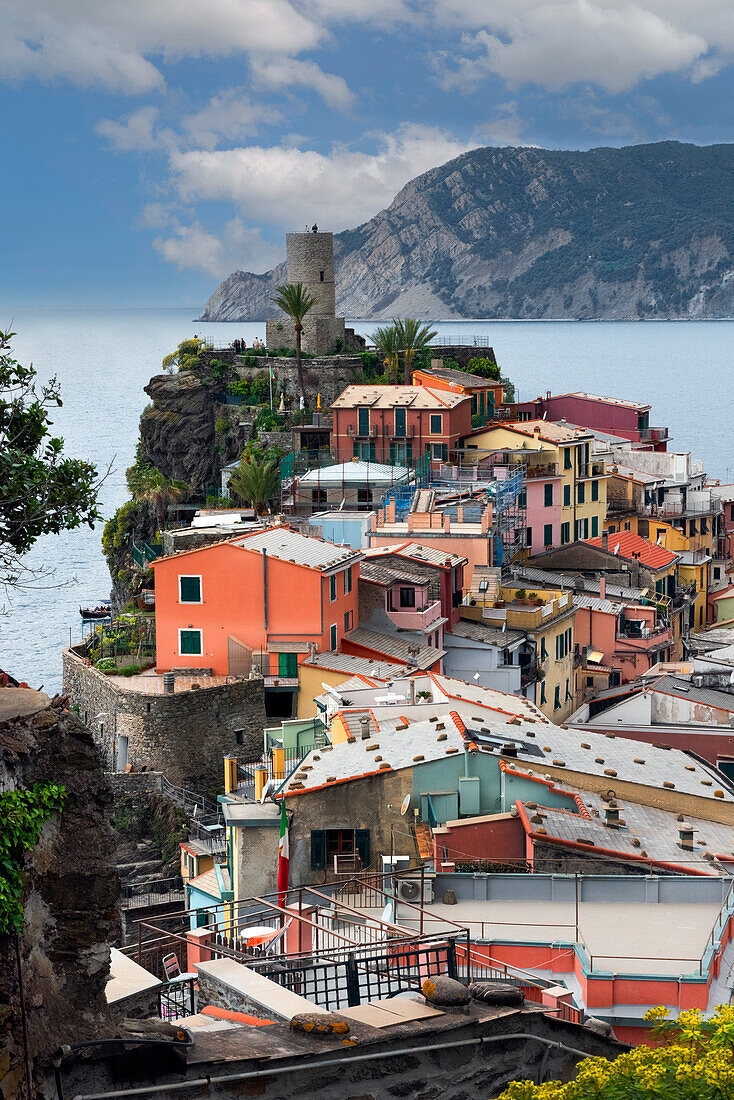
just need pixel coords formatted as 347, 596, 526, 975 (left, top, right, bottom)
639, 426, 669, 443
616, 621, 673, 648
477, 591, 574, 630
387, 599, 442, 631
525, 463, 559, 479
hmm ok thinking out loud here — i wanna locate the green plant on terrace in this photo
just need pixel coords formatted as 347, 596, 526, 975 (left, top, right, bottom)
0, 784, 66, 934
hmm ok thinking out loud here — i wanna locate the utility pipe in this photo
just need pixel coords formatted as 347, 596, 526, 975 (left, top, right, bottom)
70, 1032, 595, 1100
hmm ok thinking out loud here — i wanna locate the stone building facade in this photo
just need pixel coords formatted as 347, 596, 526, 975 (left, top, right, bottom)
266, 232, 363, 355
62, 648, 267, 792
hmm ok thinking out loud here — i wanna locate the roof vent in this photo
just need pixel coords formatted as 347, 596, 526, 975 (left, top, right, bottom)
359, 715, 371, 740
501, 743, 518, 757
604, 803, 620, 827
679, 823, 696, 850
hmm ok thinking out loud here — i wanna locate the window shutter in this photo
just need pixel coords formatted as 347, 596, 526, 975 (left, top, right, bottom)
441, 443, 448, 461
369, 441, 376, 461
353, 440, 359, 458
355, 829, 371, 868
389, 441, 395, 464
407, 441, 413, 464
311, 830, 326, 870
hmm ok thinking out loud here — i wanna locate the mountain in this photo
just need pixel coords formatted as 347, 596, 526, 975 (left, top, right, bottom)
199, 141, 734, 322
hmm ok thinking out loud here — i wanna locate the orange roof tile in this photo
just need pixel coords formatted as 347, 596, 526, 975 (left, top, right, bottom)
585, 531, 678, 570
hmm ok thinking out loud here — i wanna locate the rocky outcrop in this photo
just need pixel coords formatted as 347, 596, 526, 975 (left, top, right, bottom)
200, 140, 734, 322
0, 691, 118, 1098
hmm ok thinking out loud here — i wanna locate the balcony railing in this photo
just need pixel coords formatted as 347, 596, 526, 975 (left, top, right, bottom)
387, 599, 442, 631
639, 426, 669, 442
525, 463, 559, 479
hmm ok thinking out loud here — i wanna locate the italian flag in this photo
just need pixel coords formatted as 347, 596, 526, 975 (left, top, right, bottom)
277, 799, 289, 907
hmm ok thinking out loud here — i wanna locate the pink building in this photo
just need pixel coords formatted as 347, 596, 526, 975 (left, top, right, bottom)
525, 466, 561, 555
511, 391, 669, 450
368, 497, 493, 585
574, 591, 674, 683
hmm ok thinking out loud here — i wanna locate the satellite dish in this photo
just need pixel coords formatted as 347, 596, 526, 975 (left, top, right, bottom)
260, 779, 274, 804
400, 794, 411, 816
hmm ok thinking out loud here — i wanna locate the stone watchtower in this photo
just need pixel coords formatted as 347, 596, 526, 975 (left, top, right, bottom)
266, 231, 349, 355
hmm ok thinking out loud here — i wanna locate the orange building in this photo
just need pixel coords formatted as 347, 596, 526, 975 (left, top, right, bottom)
152, 527, 362, 715
412, 366, 503, 424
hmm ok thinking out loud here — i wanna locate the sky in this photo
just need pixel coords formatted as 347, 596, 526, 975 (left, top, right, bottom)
3, 1, 734, 308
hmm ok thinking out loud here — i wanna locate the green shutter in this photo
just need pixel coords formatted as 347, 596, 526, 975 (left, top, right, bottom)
369, 441, 376, 461
180, 576, 201, 602
278, 652, 298, 677
441, 443, 448, 461
180, 629, 202, 655
310, 830, 326, 870
356, 829, 371, 868
407, 441, 413, 465
389, 441, 396, 464
353, 440, 359, 458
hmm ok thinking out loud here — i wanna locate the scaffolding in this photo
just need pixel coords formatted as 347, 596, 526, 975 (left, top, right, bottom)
280, 451, 430, 518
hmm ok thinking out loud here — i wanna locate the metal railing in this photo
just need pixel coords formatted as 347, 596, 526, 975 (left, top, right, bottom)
121, 877, 185, 910
429, 335, 494, 347
158, 978, 196, 1021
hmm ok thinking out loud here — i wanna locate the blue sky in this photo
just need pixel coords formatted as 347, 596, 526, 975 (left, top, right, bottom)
3, 1, 734, 308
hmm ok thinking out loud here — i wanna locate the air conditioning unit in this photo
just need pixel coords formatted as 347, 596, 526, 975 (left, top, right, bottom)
397, 877, 433, 904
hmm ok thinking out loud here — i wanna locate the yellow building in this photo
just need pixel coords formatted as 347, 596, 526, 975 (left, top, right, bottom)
296, 653, 405, 719
637, 517, 710, 633
462, 582, 577, 723
464, 420, 607, 549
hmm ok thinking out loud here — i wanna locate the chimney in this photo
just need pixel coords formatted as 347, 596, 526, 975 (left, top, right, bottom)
359, 715, 371, 740
679, 823, 695, 850
163, 671, 175, 694
599, 575, 606, 600
501, 743, 518, 758
604, 803, 620, 827
601, 530, 608, 551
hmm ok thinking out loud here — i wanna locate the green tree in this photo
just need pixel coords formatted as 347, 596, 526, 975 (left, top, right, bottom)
228, 454, 280, 515
0, 330, 101, 588
271, 283, 318, 406
394, 318, 438, 381
370, 323, 401, 381
161, 337, 204, 373
500, 1006, 734, 1100
466, 355, 500, 380
125, 462, 188, 533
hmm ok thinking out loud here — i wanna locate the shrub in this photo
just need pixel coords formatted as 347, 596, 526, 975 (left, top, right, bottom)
466, 355, 500, 380
471, 413, 483, 428
214, 417, 230, 435
95, 657, 116, 672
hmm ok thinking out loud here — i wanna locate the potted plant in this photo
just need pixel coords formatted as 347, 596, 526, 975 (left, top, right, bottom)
529, 591, 543, 606
515, 588, 528, 605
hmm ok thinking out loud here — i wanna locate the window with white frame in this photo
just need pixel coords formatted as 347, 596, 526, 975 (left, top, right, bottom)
179, 575, 202, 603
179, 628, 202, 656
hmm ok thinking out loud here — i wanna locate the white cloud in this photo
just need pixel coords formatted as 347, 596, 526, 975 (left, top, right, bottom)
432, 1, 729, 93
96, 106, 169, 152
181, 90, 281, 149
250, 57, 354, 111
153, 219, 282, 277
167, 124, 476, 231
476, 101, 530, 145
0, 0, 324, 93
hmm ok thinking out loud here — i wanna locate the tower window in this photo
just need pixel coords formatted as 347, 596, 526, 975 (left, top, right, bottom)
320, 270, 324, 282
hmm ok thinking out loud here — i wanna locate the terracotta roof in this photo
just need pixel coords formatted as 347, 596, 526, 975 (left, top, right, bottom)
331, 385, 468, 410
585, 532, 679, 570
477, 419, 593, 445
414, 366, 497, 390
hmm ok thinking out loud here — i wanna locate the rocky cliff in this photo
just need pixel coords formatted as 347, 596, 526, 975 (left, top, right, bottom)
200, 140, 734, 322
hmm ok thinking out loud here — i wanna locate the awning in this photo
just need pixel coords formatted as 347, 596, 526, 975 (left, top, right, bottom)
587, 650, 605, 664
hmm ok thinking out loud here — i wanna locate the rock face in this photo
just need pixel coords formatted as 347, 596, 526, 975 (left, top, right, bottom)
0, 695, 118, 1097
200, 140, 734, 322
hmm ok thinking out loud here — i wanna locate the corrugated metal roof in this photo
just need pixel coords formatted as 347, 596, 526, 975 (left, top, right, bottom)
446, 621, 524, 647
359, 562, 429, 587
346, 627, 444, 669
651, 675, 734, 713
234, 527, 362, 571
513, 565, 647, 602
304, 651, 406, 679
396, 542, 467, 568
332, 385, 468, 410
573, 594, 625, 615
298, 462, 408, 486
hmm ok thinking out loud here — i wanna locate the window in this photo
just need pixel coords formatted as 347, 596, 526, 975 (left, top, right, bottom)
432, 442, 448, 461
310, 829, 370, 870
554, 685, 561, 710
541, 638, 547, 661
591, 516, 599, 537
357, 407, 369, 436
319, 269, 325, 282
586, 676, 594, 688
714, 566, 721, 580
179, 575, 202, 603
577, 482, 585, 504
328, 575, 337, 603
543, 523, 553, 548
330, 624, 337, 650
540, 682, 546, 705
563, 484, 571, 507
565, 678, 572, 700
399, 586, 416, 608
526, 526, 533, 549
395, 407, 406, 436
624, 521, 631, 530
278, 652, 298, 678
690, 519, 697, 536
591, 480, 599, 502
563, 448, 571, 470
344, 610, 352, 632
544, 483, 553, 507
430, 414, 442, 434
560, 521, 570, 545
344, 566, 352, 594
179, 629, 202, 656
311, 488, 327, 508
518, 490, 527, 509
608, 524, 616, 534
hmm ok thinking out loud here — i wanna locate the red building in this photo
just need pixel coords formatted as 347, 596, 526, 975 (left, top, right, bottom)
510, 391, 669, 450
331, 384, 471, 471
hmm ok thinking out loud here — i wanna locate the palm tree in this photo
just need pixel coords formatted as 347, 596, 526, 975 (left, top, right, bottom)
394, 318, 438, 381
228, 454, 280, 515
370, 323, 401, 381
126, 463, 188, 534
271, 283, 318, 406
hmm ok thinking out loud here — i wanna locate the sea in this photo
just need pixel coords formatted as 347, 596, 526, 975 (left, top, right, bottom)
2, 309, 733, 693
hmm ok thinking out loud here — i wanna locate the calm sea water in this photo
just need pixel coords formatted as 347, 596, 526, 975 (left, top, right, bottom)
2, 310, 732, 692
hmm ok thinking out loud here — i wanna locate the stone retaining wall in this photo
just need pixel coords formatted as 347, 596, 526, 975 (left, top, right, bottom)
63, 649, 266, 791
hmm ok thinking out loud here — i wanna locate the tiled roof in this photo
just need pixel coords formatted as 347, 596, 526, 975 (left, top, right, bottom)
345, 627, 444, 669
416, 367, 496, 389
573, 594, 625, 616
371, 542, 467, 569
332, 385, 468, 410
188, 867, 231, 898
562, 392, 650, 411
359, 561, 429, 588
650, 675, 734, 714
303, 651, 406, 679
428, 672, 544, 720
234, 527, 362, 571
488, 420, 594, 444
607, 464, 663, 485
519, 791, 734, 876
585, 532, 679, 570
446, 621, 524, 647
513, 565, 647, 602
